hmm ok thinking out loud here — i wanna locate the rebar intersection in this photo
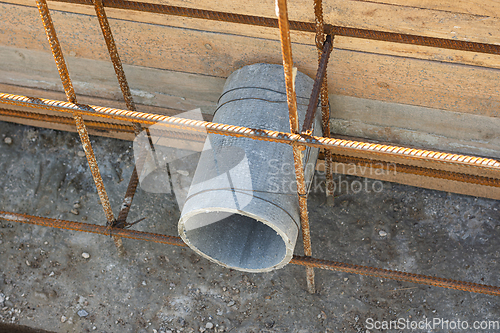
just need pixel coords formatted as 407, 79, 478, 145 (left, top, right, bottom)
0, 0, 499, 297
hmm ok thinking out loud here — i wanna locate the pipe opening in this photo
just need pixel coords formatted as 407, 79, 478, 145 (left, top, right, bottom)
183, 211, 286, 271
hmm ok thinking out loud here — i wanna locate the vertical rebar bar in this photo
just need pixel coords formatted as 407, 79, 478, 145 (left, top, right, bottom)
314, 0, 334, 204
93, 0, 143, 253
276, 0, 315, 293
35, 0, 116, 226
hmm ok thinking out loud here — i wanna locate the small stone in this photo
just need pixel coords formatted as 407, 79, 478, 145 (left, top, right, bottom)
93, 326, 96, 330
67, 317, 73, 324
227, 301, 235, 307
49, 271, 55, 277
0, 293, 5, 303
344, 277, 348, 282
73, 203, 81, 209
142, 281, 147, 286
60, 315, 67, 323
379, 230, 388, 237
26, 260, 31, 266
166, 330, 173, 333
176, 170, 189, 176
205, 322, 213, 329
77, 309, 89, 317
4, 137, 12, 145
77, 151, 86, 157
82, 252, 90, 259
70, 209, 79, 215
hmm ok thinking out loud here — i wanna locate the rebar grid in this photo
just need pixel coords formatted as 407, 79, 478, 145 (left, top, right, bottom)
0, 0, 497, 297
276, 0, 315, 294
1, 211, 499, 297
35, 0, 116, 227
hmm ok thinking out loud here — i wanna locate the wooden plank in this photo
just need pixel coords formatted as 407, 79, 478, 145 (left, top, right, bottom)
4, 0, 500, 71
350, 0, 500, 19
0, 46, 222, 114
328, 94, 500, 160
2, 4, 500, 118
316, 160, 500, 201
116, 0, 500, 45
322, 1, 500, 45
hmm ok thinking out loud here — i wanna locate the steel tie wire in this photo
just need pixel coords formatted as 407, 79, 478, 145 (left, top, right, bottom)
1, 211, 499, 297
35, 0, 116, 226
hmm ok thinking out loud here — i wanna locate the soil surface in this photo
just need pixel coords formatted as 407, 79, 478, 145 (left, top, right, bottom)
0, 121, 499, 332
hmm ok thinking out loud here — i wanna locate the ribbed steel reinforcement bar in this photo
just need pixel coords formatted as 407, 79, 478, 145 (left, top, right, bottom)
35, 0, 117, 228
1, 211, 499, 297
2, 106, 497, 188
276, 0, 315, 294
93, 0, 144, 245
47, 0, 500, 55
2, 93, 500, 174
330, 154, 500, 187
302, 34, 333, 135
313, 0, 335, 202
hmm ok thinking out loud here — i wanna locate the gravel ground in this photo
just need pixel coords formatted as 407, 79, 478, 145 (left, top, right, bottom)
0, 121, 499, 333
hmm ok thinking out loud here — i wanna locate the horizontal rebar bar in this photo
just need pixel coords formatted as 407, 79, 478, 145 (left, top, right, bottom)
0, 107, 206, 142
330, 154, 500, 187
3, 106, 497, 188
1, 211, 499, 296
2, 93, 500, 174
46, 0, 500, 55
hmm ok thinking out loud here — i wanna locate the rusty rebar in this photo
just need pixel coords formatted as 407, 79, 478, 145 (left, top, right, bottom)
47, 0, 500, 55
1, 211, 499, 296
0, 211, 185, 246
93, 0, 143, 243
301, 34, 333, 134
5, 107, 498, 188
92, 0, 137, 115
330, 154, 500, 187
276, 0, 299, 134
313, 0, 334, 201
35, 0, 116, 228
276, 0, 315, 293
2, 93, 500, 173
289, 256, 500, 296
0, 107, 135, 133
4, 106, 498, 188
